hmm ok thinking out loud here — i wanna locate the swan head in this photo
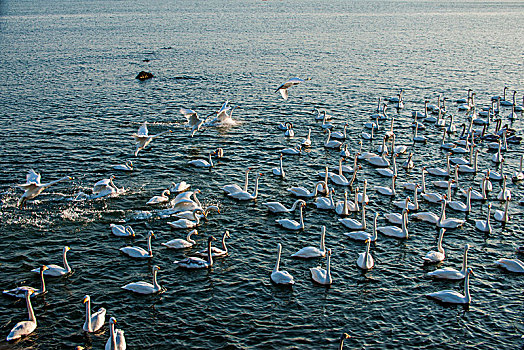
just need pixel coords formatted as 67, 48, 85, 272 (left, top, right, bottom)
148, 231, 155, 238
208, 236, 217, 243
467, 268, 474, 276
153, 265, 160, 272
64, 246, 71, 252
109, 317, 117, 325
83, 295, 90, 304
41, 265, 49, 272
464, 244, 470, 251
327, 248, 332, 256
25, 290, 34, 297
340, 333, 350, 340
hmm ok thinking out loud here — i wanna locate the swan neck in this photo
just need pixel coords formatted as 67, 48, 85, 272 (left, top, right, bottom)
461, 247, 468, 273
274, 245, 281, 272
326, 253, 332, 284
63, 249, 71, 273
437, 230, 444, 253
299, 205, 304, 228
244, 169, 249, 191
85, 299, 92, 330
27, 292, 36, 323
253, 176, 260, 198
207, 239, 214, 266
110, 322, 117, 348
222, 233, 228, 252
361, 206, 366, 229
147, 233, 153, 256
209, 153, 214, 167
40, 268, 46, 293
320, 228, 326, 252
372, 215, 378, 240
464, 272, 471, 303
152, 269, 160, 290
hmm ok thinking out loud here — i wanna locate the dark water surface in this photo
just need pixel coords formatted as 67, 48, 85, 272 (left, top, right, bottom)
1, 0, 524, 348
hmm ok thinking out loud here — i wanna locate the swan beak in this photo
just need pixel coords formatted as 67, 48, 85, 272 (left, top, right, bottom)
68, 176, 73, 180
42, 265, 49, 271
83, 296, 89, 303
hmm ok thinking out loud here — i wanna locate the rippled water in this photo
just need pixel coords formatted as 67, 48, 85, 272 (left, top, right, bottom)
1, 0, 524, 348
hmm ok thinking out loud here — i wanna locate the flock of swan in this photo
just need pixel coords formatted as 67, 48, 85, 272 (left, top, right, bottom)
5, 79, 524, 348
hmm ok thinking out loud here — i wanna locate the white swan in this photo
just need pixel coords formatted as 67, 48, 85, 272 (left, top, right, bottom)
496, 175, 511, 201
512, 154, 524, 182
167, 209, 205, 229
475, 203, 492, 233
6, 290, 37, 341
271, 243, 294, 285
228, 173, 262, 200
437, 199, 465, 229
276, 201, 306, 230
413, 122, 427, 143
265, 199, 306, 213
403, 152, 414, 170
172, 190, 202, 211
375, 175, 396, 196
494, 258, 524, 273
112, 160, 133, 172
83, 295, 106, 333
195, 230, 230, 258
146, 189, 170, 205
291, 226, 326, 258
378, 209, 409, 239
222, 168, 250, 195
17, 169, 72, 208
3, 266, 48, 298
426, 268, 474, 304
428, 244, 469, 280
302, 128, 312, 147
32, 246, 72, 277
357, 239, 374, 270
284, 122, 295, 137
310, 249, 332, 285
273, 154, 285, 178
427, 153, 451, 177
281, 145, 302, 155
324, 129, 342, 149
121, 265, 162, 294
339, 203, 366, 230
170, 181, 191, 193
189, 152, 214, 168
331, 123, 348, 140
449, 186, 471, 213
423, 228, 446, 263
110, 224, 135, 237
367, 152, 390, 168
393, 187, 419, 210
376, 154, 397, 177
162, 229, 198, 249
132, 122, 171, 155
344, 212, 378, 241
287, 181, 326, 198
275, 77, 309, 100
120, 231, 155, 259
315, 188, 336, 210
330, 158, 350, 186
494, 198, 510, 222
174, 236, 216, 269
335, 190, 350, 216
357, 179, 369, 204
105, 317, 126, 350
403, 168, 425, 193
458, 149, 478, 174
92, 175, 123, 198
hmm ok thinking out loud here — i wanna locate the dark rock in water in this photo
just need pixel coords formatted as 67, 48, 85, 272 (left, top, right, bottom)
136, 71, 154, 80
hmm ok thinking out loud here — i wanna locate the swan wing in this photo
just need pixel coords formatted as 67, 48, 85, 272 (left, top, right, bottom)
427, 290, 466, 304
495, 258, 524, 273
175, 256, 208, 268
279, 88, 289, 100
122, 281, 155, 294
427, 267, 463, 280
26, 169, 41, 185
7, 320, 37, 341
271, 270, 294, 285
91, 308, 106, 332
120, 247, 149, 258
310, 267, 327, 284
291, 246, 322, 258
264, 202, 286, 212
162, 239, 192, 249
